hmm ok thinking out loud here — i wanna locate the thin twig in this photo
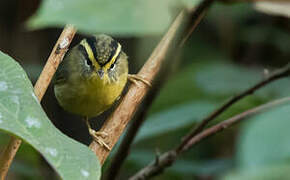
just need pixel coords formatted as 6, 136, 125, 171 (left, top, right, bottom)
104, 1, 214, 178
33, 25, 76, 100
129, 97, 290, 180
176, 63, 290, 153
180, 0, 214, 47
0, 137, 21, 180
182, 97, 290, 150
0, 25, 76, 180
89, 10, 187, 164
130, 63, 290, 179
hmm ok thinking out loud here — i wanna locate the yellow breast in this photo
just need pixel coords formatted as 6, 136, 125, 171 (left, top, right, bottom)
54, 73, 127, 118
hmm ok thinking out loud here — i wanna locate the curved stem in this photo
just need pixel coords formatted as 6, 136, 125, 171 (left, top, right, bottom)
129, 62, 290, 179
129, 97, 290, 180
177, 63, 290, 153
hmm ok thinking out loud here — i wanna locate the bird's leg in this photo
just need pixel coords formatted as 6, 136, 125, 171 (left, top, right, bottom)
84, 117, 111, 151
128, 74, 151, 87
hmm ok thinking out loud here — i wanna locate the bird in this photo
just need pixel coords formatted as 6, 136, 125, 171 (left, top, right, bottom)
54, 34, 150, 150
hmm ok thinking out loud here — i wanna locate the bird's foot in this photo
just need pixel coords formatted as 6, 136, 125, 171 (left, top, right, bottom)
89, 129, 111, 151
128, 74, 151, 87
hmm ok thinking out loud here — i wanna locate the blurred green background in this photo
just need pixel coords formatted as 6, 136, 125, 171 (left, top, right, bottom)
0, 0, 290, 179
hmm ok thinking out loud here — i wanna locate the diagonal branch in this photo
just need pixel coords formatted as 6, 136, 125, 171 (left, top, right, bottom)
89, 10, 187, 164
130, 96, 290, 180
129, 63, 290, 179
103, 0, 215, 178
177, 63, 290, 153
182, 97, 290, 150
0, 25, 76, 180
180, 0, 215, 47
103, 86, 163, 180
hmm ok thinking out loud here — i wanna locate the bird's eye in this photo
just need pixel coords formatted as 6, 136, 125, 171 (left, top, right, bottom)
86, 59, 92, 66
110, 63, 115, 70
78, 45, 92, 67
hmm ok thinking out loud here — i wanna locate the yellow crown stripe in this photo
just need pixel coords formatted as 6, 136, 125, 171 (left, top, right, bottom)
111, 43, 122, 64
80, 40, 97, 63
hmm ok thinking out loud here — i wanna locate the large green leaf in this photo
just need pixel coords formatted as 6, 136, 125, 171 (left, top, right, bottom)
27, 0, 202, 36
237, 103, 290, 169
195, 63, 260, 95
195, 63, 290, 98
27, 0, 173, 36
0, 51, 101, 180
150, 61, 290, 116
135, 101, 217, 142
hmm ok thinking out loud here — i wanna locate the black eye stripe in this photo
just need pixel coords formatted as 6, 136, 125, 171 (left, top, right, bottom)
110, 51, 121, 69
86, 36, 98, 62
78, 45, 92, 66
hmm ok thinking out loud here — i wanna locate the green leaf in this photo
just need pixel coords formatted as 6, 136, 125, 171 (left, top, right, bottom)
195, 63, 261, 95
222, 164, 290, 180
237, 103, 290, 169
148, 62, 208, 114
195, 63, 290, 99
0, 51, 101, 180
148, 62, 264, 120
135, 101, 217, 142
27, 0, 171, 36
181, 0, 202, 9
27, 0, 203, 36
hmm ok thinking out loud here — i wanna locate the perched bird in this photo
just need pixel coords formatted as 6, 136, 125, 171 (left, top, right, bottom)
54, 34, 150, 150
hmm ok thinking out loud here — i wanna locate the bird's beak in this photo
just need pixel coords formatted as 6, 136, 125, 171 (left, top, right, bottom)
97, 69, 104, 79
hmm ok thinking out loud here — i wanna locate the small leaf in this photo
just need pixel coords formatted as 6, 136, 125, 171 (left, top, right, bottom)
237, 103, 290, 169
135, 101, 217, 142
255, 2, 290, 18
0, 51, 101, 180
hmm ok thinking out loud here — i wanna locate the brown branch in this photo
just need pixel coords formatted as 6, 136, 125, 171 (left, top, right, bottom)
0, 137, 21, 180
129, 97, 290, 180
103, 1, 214, 178
182, 97, 290, 150
180, 0, 215, 47
89, 10, 187, 164
0, 25, 76, 180
103, 88, 161, 180
129, 63, 290, 179
176, 63, 290, 153
33, 25, 76, 100
104, 58, 177, 179
127, 64, 290, 179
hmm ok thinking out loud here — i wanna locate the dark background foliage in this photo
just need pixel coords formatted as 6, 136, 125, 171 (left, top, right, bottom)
0, 0, 290, 179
